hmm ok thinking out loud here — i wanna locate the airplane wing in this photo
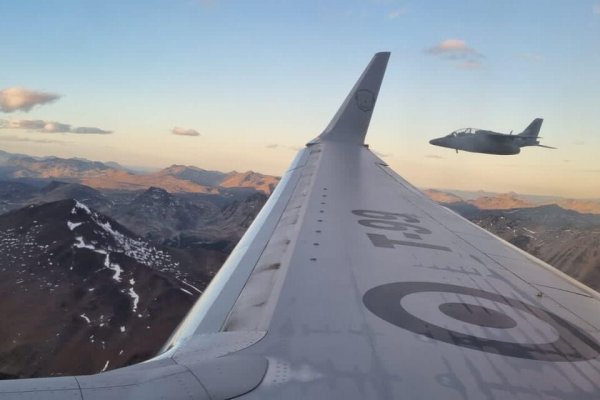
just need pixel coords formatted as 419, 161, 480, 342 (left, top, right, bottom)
2, 52, 600, 400
484, 131, 522, 140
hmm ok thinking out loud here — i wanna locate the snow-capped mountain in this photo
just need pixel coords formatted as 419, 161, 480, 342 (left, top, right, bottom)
0, 199, 200, 378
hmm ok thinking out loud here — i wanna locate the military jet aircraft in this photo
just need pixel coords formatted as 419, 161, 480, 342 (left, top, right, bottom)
429, 118, 555, 154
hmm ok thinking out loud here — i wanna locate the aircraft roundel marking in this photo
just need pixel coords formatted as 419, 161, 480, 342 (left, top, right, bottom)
355, 89, 376, 112
438, 302, 518, 329
363, 282, 600, 362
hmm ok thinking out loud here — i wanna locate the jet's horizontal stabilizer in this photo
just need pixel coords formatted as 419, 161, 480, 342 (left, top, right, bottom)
535, 144, 556, 149
316, 52, 390, 145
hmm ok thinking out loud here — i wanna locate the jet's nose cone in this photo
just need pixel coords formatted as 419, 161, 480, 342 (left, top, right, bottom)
429, 138, 441, 145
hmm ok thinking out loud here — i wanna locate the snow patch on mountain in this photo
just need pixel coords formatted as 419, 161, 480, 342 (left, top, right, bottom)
67, 221, 83, 230
74, 236, 95, 250
103, 253, 122, 282
73, 200, 91, 215
128, 287, 140, 312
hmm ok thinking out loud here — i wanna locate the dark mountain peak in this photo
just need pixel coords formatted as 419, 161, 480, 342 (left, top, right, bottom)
135, 186, 175, 204
163, 164, 204, 173
42, 180, 70, 191
534, 204, 565, 213
0, 200, 197, 377
146, 186, 170, 195
35, 181, 110, 211
157, 165, 225, 187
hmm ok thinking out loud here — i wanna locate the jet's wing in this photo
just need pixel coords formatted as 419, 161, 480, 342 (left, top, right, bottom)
2, 53, 600, 400
484, 131, 522, 141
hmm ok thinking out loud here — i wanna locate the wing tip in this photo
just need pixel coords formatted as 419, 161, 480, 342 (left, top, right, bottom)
317, 51, 391, 145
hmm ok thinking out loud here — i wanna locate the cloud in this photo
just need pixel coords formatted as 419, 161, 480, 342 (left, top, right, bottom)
572, 140, 586, 145
426, 39, 483, 59
2, 119, 46, 130
425, 154, 444, 159
0, 119, 112, 134
427, 39, 484, 70
520, 53, 544, 63
172, 127, 200, 136
71, 127, 112, 134
42, 121, 71, 133
0, 134, 64, 144
266, 143, 302, 151
0, 87, 60, 113
387, 7, 407, 19
594, 3, 600, 15
457, 60, 483, 70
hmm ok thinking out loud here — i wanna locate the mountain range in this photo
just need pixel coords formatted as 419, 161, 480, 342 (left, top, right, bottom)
1, 150, 599, 379
0, 150, 279, 195
424, 189, 600, 291
424, 188, 600, 214
0, 151, 273, 377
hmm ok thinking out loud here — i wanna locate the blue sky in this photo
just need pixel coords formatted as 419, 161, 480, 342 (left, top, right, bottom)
1, 0, 599, 197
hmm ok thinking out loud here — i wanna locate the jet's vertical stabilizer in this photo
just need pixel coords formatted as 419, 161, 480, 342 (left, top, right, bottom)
519, 118, 543, 138
316, 52, 390, 145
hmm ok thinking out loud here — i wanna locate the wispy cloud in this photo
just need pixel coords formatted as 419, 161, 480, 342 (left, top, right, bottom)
593, 3, 600, 15
172, 126, 200, 136
425, 154, 445, 159
266, 143, 301, 151
0, 87, 60, 113
426, 39, 485, 70
0, 134, 64, 144
71, 127, 112, 134
1, 119, 45, 130
520, 52, 544, 63
426, 39, 483, 59
0, 119, 112, 134
457, 60, 483, 70
387, 7, 407, 20
42, 121, 71, 133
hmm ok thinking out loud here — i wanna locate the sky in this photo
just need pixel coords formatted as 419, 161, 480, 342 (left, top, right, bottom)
1, 0, 599, 198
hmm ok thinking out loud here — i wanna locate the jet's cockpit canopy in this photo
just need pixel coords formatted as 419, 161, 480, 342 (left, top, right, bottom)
448, 128, 477, 137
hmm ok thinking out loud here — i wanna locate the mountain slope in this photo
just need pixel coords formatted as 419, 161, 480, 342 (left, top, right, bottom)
0, 200, 200, 378
443, 203, 600, 291
0, 151, 280, 194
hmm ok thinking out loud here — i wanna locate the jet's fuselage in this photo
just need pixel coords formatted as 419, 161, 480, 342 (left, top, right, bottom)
429, 133, 521, 155
429, 118, 549, 155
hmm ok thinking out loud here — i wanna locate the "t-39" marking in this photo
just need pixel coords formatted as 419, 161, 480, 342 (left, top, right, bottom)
352, 209, 452, 252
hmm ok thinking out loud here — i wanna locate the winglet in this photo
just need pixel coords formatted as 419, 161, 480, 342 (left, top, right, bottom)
315, 52, 390, 145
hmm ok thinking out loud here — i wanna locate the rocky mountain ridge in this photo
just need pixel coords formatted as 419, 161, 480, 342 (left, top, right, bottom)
424, 190, 600, 291
424, 188, 600, 214
0, 199, 201, 378
0, 150, 279, 195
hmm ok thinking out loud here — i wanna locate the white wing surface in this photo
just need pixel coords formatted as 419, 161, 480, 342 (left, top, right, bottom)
2, 52, 600, 400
